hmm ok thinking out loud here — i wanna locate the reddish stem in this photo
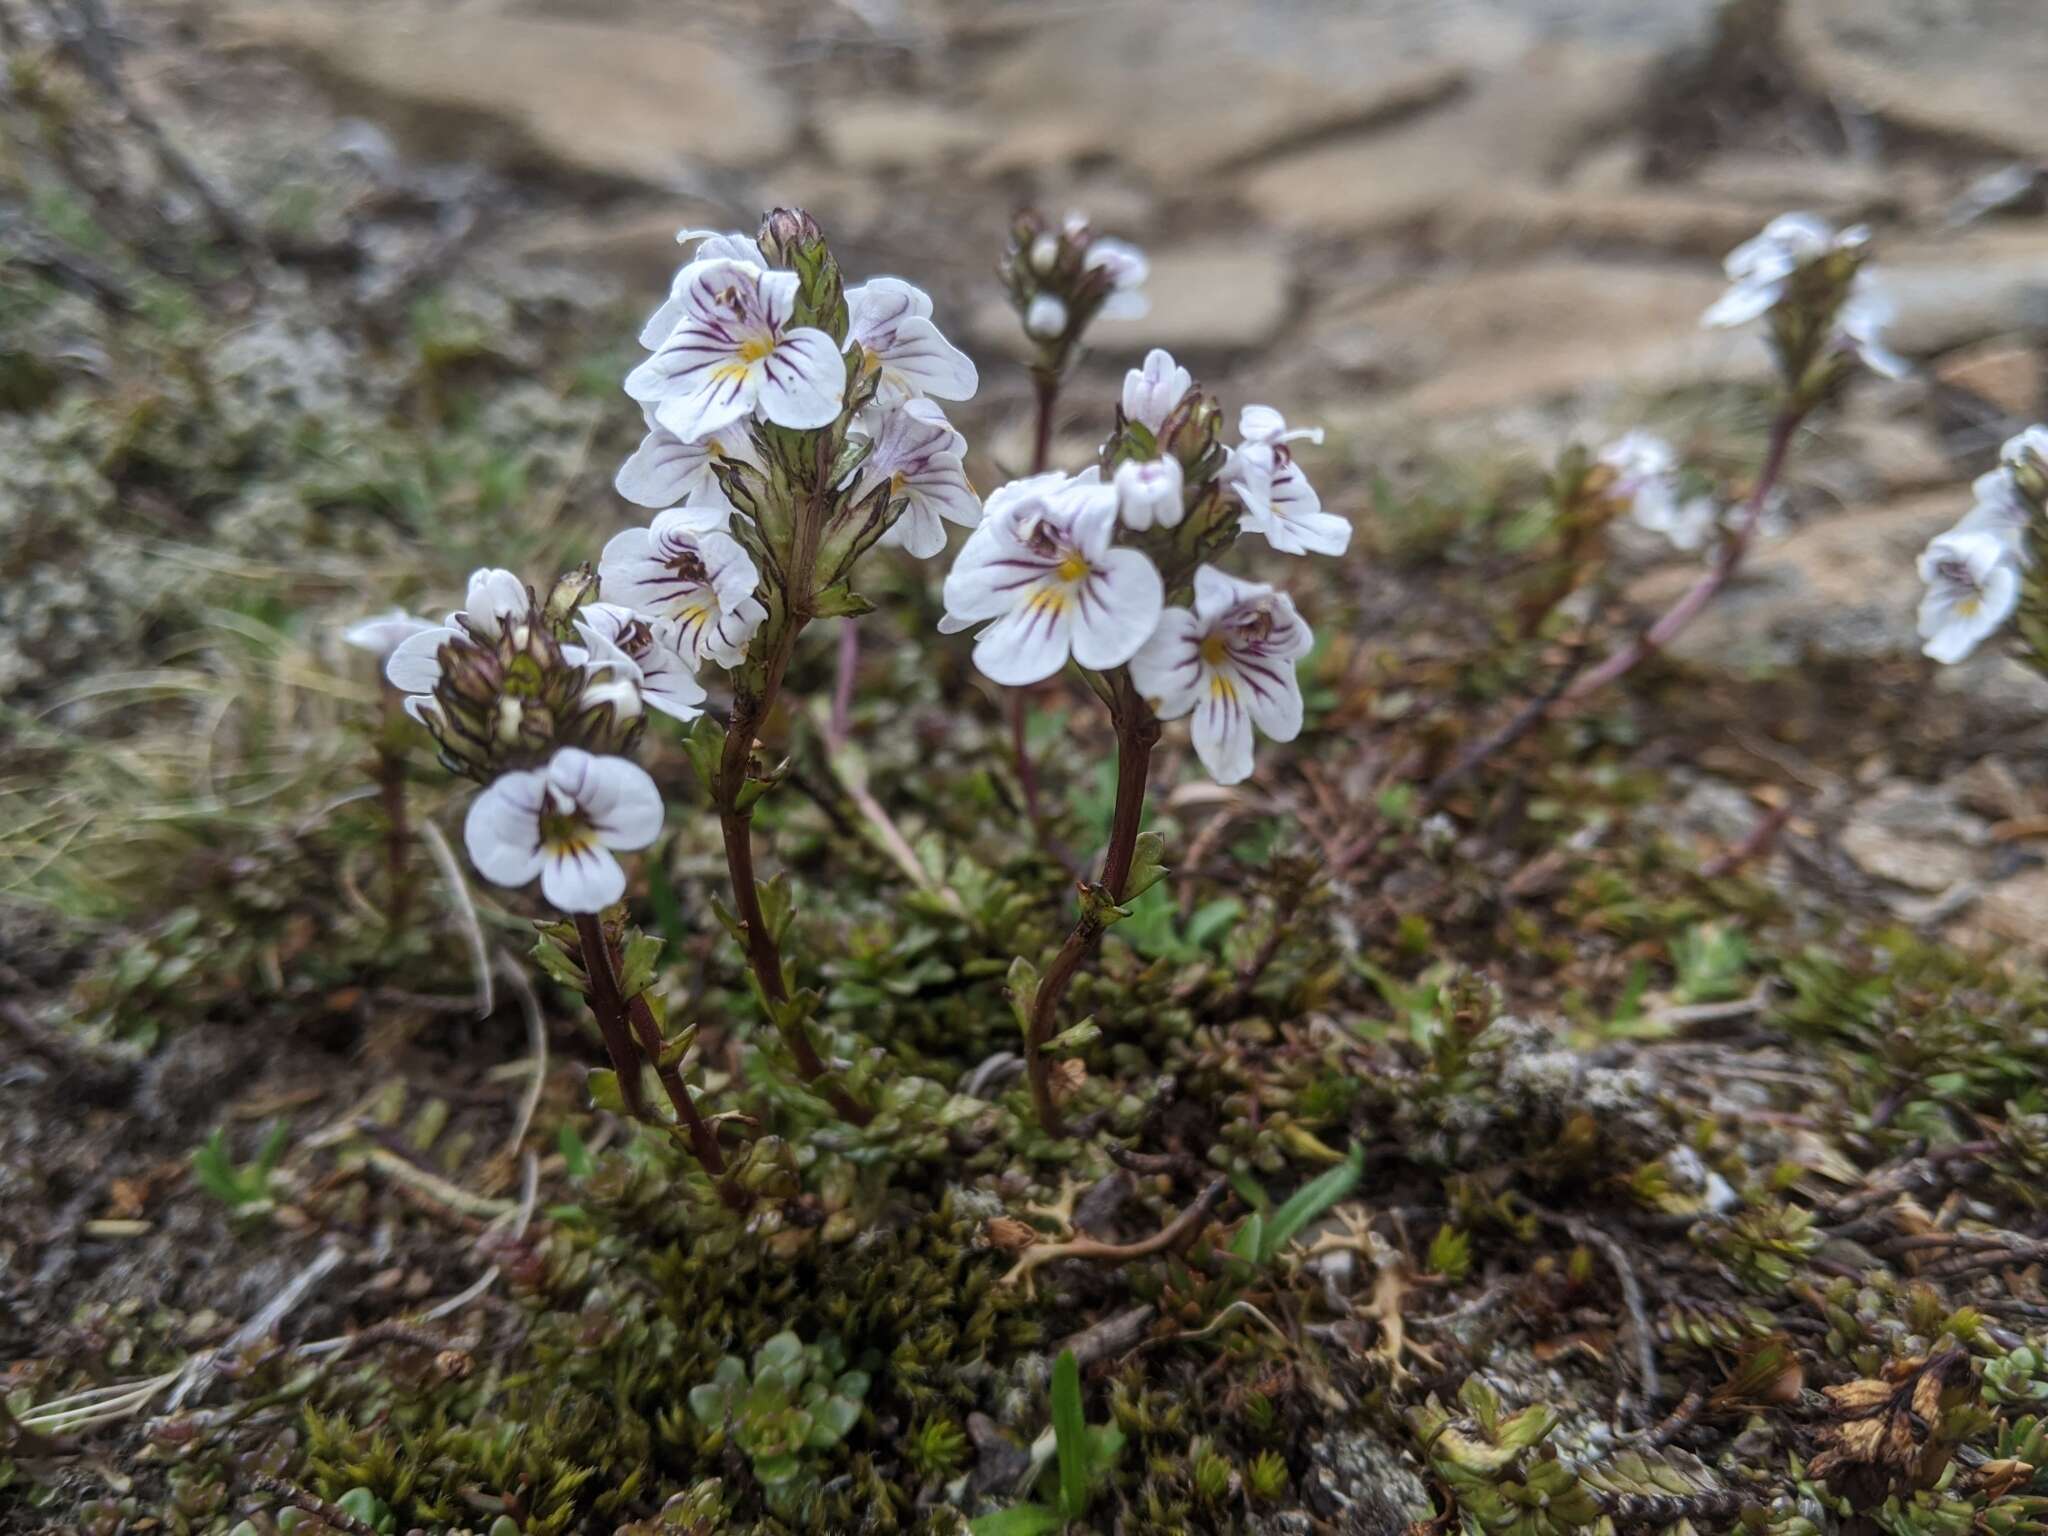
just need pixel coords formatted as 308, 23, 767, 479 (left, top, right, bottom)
1021, 676, 1159, 1136
571, 912, 650, 1121
1559, 408, 1804, 709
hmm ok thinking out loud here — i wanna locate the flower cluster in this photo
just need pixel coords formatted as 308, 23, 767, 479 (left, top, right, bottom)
1915, 426, 2048, 664
940, 347, 1332, 784
997, 209, 1148, 377
1702, 212, 1910, 389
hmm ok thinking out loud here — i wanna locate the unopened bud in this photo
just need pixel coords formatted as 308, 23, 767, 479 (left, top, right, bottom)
1029, 232, 1060, 275
1162, 393, 1223, 472
1024, 293, 1069, 340
757, 206, 823, 267
544, 564, 599, 636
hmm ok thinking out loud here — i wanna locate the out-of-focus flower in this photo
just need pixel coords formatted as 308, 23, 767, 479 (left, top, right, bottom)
1080, 232, 1149, 320
625, 259, 846, 441
1916, 528, 2020, 664
344, 608, 439, 659
1129, 566, 1312, 784
1702, 211, 1910, 379
464, 748, 665, 912
1024, 293, 1069, 340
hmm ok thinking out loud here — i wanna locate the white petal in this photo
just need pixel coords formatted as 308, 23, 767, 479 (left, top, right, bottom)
385, 626, 454, 694
972, 599, 1074, 686
546, 750, 664, 851
1191, 565, 1262, 622
1237, 655, 1305, 742
1070, 547, 1163, 671
540, 844, 627, 913
616, 422, 727, 510
464, 772, 549, 889
646, 358, 760, 443
344, 609, 437, 657
1189, 681, 1255, 785
876, 314, 979, 401
879, 503, 948, 559
464, 569, 528, 638
754, 328, 846, 429
1128, 607, 1204, 719
1700, 280, 1780, 329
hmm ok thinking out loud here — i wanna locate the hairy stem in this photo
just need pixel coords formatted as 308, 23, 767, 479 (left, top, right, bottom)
1022, 676, 1159, 1136
1008, 367, 1082, 876
1559, 407, 1804, 708
713, 446, 872, 1125
570, 912, 650, 1122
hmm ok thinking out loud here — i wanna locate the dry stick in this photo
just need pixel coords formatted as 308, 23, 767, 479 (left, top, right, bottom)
1557, 408, 1805, 711
1001, 1177, 1227, 1290
1420, 641, 1591, 813
1021, 679, 1161, 1136
246, 1474, 382, 1536
715, 450, 872, 1126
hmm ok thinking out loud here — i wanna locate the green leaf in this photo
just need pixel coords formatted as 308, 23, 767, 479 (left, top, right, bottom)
586, 1068, 627, 1115
1043, 1019, 1100, 1056
755, 1331, 804, 1375
1230, 1212, 1266, 1264
557, 1123, 594, 1179
967, 1506, 1066, 1536
616, 929, 663, 1001
810, 581, 875, 618
1259, 1142, 1365, 1263
682, 714, 725, 794
1006, 954, 1040, 1036
1123, 829, 1169, 902
1051, 1348, 1088, 1519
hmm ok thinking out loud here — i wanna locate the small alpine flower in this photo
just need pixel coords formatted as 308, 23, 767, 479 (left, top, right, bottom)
598, 510, 767, 669
573, 602, 708, 722
638, 227, 770, 349
1227, 406, 1348, 556
1071, 218, 1149, 319
463, 747, 665, 913
940, 476, 1163, 685
1121, 347, 1192, 434
1112, 455, 1185, 531
625, 258, 846, 441
384, 568, 532, 718
614, 405, 763, 513
1702, 212, 1862, 329
1130, 566, 1313, 785
1916, 529, 2020, 664
1597, 431, 1720, 551
344, 608, 439, 659
856, 398, 982, 559
845, 277, 979, 403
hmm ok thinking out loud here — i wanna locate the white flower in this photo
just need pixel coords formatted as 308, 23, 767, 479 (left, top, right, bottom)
855, 398, 981, 559
464, 748, 665, 913
1702, 212, 1863, 329
598, 510, 767, 669
1129, 566, 1313, 785
625, 259, 846, 441
1226, 406, 1347, 557
1082, 233, 1149, 320
1113, 456, 1184, 531
2002, 424, 2048, 477
1597, 432, 1717, 550
614, 405, 764, 513
846, 277, 978, 403
1122, 348, 1192, 435
941, 476, 1162, 685
1916, 528, 2020, 665
384, 568, 532, 720
638, 228, 770, 350
344, 608, 438, 659
1837, 276, 1911, 379
1950, 469, 2032, 562
1662, 496, 1724, 553
1024, 293, 1068, 340
573, 602, 708, 722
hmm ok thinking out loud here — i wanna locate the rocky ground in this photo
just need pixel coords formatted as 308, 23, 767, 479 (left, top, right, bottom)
8, 1, 2048, 1533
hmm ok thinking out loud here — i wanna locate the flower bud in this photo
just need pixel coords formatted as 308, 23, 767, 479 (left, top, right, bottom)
544, 563, 599, 637
1025, 293, 1069, 340
1161, 392, 1223, 476
756, 206, 823, 266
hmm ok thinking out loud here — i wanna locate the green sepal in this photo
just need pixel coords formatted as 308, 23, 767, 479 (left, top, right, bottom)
809, 581, 875, 619
682, 714, 725, 795
586, 1068, 628, 1115
616, 928, 663, 1002
1006, 955, 1040, 1036
734, 759, 790, 814
1044, 1019, 1100, 1055
531, 921, 589, 993
1123, 830, 1169, 903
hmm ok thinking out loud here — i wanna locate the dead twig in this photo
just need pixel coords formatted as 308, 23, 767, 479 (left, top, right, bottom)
999, 1178, 1227, 1293
1532, 1207, 1660, 1424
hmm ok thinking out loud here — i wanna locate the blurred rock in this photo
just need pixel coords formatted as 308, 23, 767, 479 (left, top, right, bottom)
1236, 40, 1677, 238
1787, 0, 2048, 163
1839, 782, 1985, 893
1956, 864, 2048, 947
1092, 240, 1294, 354
818, 100, 991, 172
1317, 261, 1757, 418
219, 5, 797, 184
1932, 337, 2041, 417
1880, 229, 2048, 355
